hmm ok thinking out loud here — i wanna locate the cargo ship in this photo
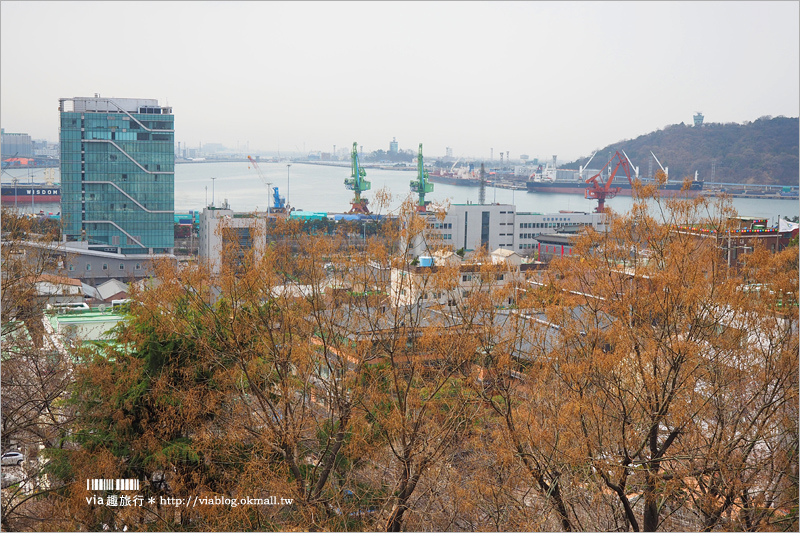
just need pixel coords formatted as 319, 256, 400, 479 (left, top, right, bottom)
526, 178, 703, 196
526, 152, 703, 197
427, 170, 482, 186
427, 164, 483, 186
2, 167, 61, 204
2, 180, 61, 204
1, 156, 59, 169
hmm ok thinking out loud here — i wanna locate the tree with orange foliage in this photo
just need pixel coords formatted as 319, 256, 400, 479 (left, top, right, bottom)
481, 187, 798, 531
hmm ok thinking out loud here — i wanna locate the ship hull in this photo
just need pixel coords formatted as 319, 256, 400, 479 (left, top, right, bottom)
428, 174, 482, 186
1, 184, 62, 204
526, 180, 703, 197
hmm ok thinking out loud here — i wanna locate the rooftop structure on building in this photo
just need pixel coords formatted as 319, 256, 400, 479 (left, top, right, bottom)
30, 273, 84, 306
95, 278, 130, 302
43, 307, 126, 357
390, 246, 545, 307
673, 215, 788, 268
59, 95, 175, 256
17, 239, 175, 282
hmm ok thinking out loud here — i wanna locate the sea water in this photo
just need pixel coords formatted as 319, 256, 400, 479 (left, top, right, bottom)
4, 163, 798, 224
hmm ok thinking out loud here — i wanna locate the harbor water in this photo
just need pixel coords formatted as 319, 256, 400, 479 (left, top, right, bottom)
3, 163, 799, 224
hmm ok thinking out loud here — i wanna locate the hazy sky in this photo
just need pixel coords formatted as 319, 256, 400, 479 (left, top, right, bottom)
2, 1, 798, 161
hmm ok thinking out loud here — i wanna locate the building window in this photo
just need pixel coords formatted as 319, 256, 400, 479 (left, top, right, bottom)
102, 263, 108, 270
135, 263, 142, 270
69, 264, 75, 271
119, 263, 125, 270
86, 264, 91, 271
481, 211, 490, 247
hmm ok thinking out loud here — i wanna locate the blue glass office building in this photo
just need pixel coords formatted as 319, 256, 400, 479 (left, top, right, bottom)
59, 97, 174, 254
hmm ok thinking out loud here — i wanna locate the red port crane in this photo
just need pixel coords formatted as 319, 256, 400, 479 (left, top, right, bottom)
585, 150, 634, 213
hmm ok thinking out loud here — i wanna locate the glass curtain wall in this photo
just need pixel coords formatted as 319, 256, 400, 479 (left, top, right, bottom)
60, 101, 174, 254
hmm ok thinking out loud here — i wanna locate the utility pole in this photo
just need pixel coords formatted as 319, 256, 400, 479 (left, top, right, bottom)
479, 163, 486, 205
286, 164, 292, 209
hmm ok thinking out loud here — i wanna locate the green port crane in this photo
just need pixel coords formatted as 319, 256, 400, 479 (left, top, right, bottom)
410, 143, 434, 211
344, 141, 371, 213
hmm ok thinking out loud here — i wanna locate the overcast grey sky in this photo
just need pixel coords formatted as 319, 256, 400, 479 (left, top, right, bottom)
2, 1, 798, 161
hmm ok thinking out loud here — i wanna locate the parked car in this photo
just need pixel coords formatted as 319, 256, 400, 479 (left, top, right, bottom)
1, 452, 24, 466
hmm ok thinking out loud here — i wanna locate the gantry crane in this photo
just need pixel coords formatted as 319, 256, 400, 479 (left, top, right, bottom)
409, 143, 434, 211
344, 141, 371, 213
248, 155, 285, 213
585, 150, 634, 213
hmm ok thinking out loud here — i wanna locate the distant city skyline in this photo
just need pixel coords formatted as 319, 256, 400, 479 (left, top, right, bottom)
2, 1, 798, 162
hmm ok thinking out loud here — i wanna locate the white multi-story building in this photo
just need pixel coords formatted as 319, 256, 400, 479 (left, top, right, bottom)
198, 206, 267, 275
407, 203, 605, 258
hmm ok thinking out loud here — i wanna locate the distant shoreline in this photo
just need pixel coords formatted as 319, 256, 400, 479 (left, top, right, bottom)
175, 159, 416, 171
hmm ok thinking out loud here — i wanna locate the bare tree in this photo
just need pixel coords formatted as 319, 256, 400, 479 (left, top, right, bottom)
1, 209, 75, 532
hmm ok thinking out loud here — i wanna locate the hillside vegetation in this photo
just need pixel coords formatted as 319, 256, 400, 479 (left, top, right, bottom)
565, 116, 798, 186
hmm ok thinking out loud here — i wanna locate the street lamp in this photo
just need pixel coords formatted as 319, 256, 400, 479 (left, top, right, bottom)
286, 164, 292, 209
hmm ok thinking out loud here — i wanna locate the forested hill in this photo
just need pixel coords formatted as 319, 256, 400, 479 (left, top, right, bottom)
564, 116, 798, 186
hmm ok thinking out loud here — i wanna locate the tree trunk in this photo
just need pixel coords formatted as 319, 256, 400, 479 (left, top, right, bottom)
643, 471, 659, 531
643, 423, 661, 531
384, 463, 422, 532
